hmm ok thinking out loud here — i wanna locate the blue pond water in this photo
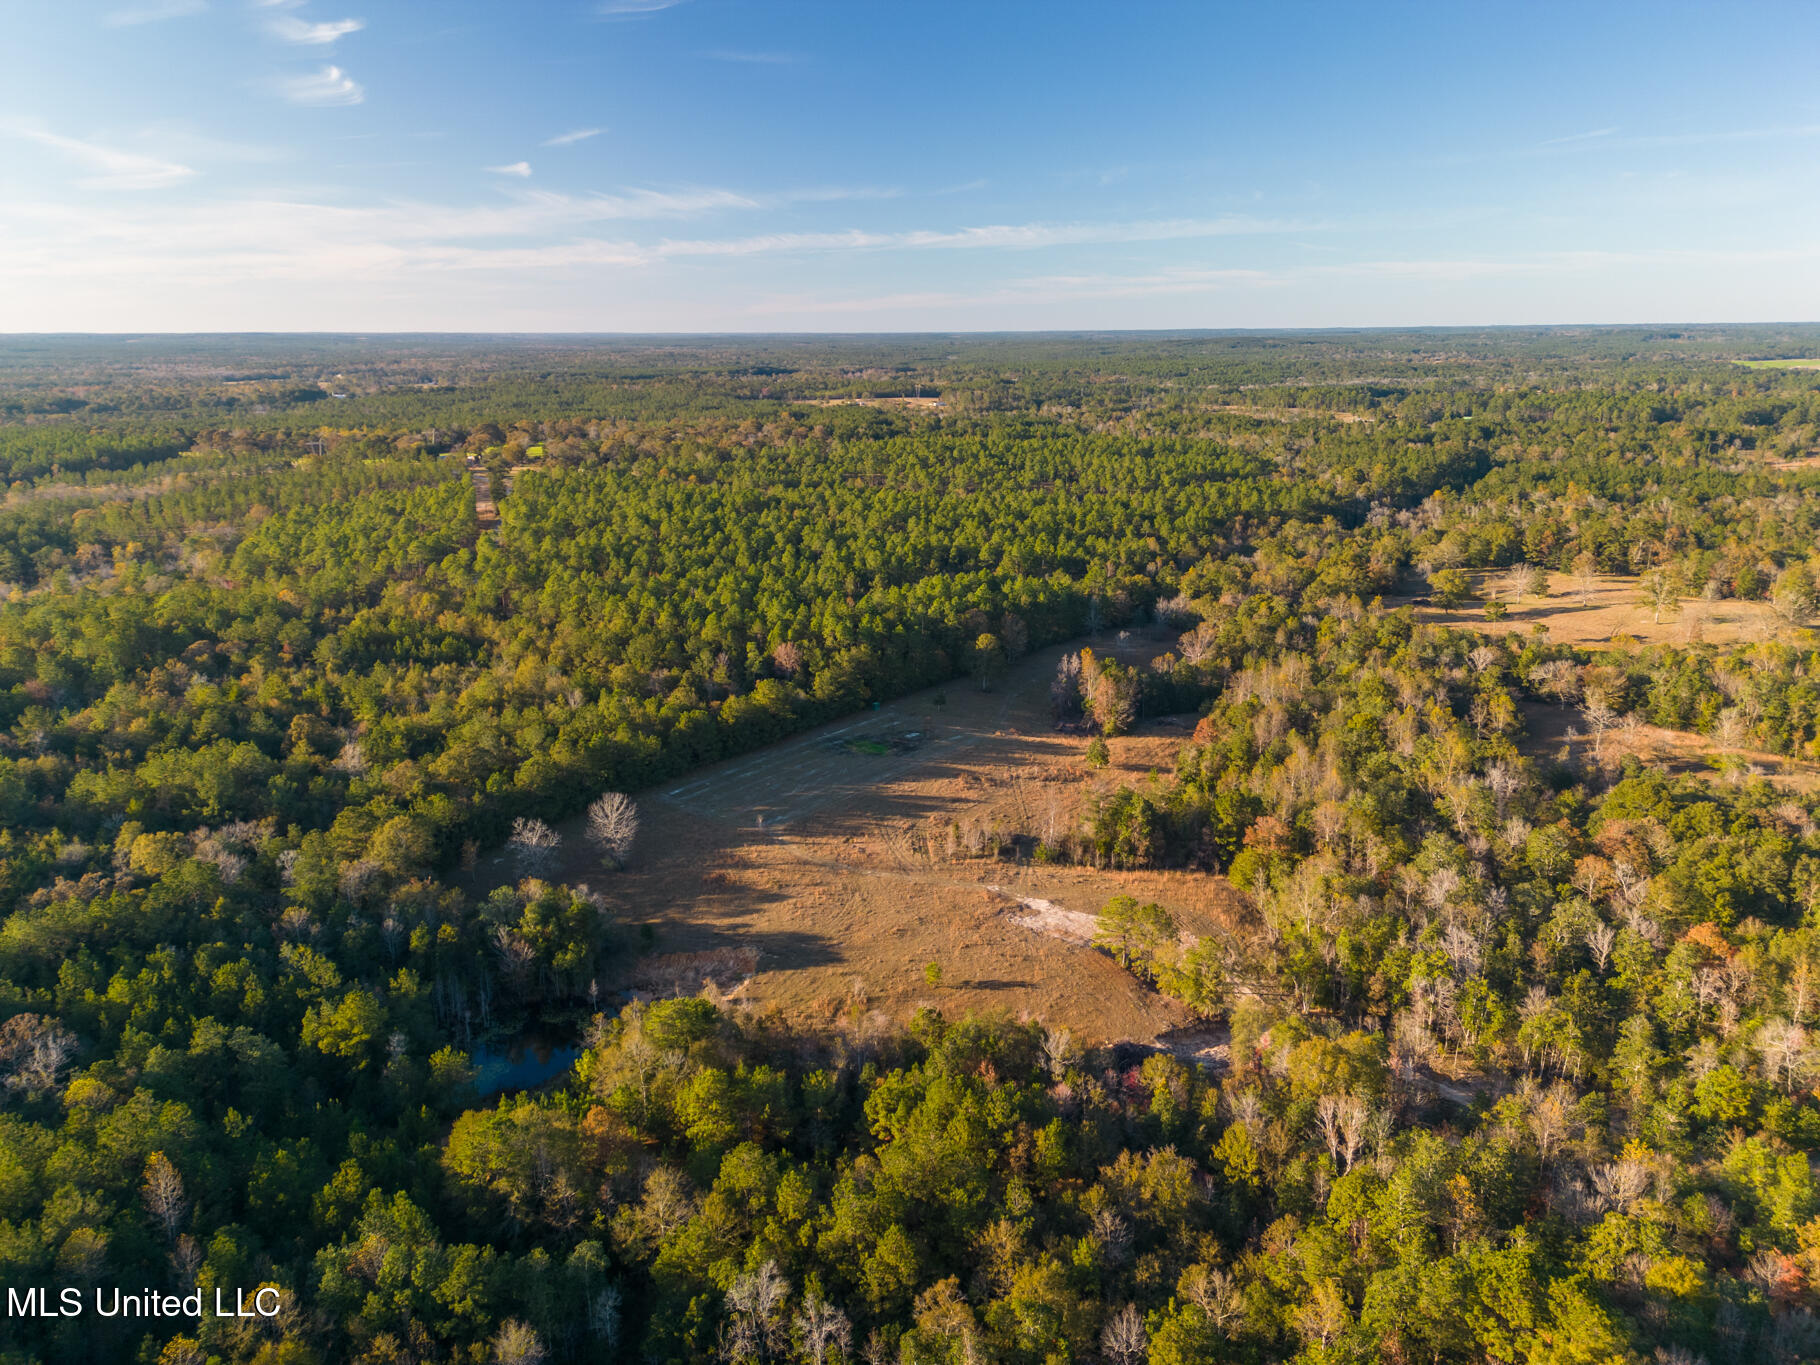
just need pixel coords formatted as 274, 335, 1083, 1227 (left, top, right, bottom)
472, 1040, 582, 1096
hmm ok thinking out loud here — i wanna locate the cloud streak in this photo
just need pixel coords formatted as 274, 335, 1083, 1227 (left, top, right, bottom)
1539, 127, 1617, 147
486, 162, 533, 178
597, 0, 687, 15
543, 128, 604, 147
6, 125, 197, 190
275, 65, 364, 106
4, 184, 1818, 331
0, 191, 1329, 292
268, 15, 365, 45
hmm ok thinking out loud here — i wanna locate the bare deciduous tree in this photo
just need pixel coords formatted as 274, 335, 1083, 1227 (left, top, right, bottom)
1581, 696, 1618, 760
1485, 761, 1521, 816
1177, 1263, 1241, 1330
142, 1152, 187, 1243
1531, 658, 1580, 710
1100, 1304, 1147, 1365
1155, 593, 1197, 629
722, 1260, 791, 1363
794, 1292, 853, 1365
587, 792, 639, 868
771, 641, 804, 678
1757, 1018, 1813, 1093
1178, 620, 1219, 667
1521, 1077, 1580, 1167
509, 816, 561, 877
1587, 923, 1617, 973
1714, 706, 1750, 751
587, 1283, 622, 1351
1571, 551, 1599, 606
1314, 1093, 1370, 1172
1500, 564, 1540, 604
1090, 1208, 1133, 1266
0, 1013, 76, 1099
1293, 1281, 1349, 1350
492, 1319, 549, 1365
1590, 1157, 1651, 1213
1640, 568, 1681, 625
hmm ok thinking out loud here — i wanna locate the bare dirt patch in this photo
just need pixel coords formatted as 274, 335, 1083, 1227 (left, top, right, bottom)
994, 890, 1101, 945
1389, 571, 1785, 648
492, 635, 1252, 1045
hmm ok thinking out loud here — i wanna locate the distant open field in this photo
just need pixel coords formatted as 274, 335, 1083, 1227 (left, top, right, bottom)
1520, 702, 1820, 794
488, 634, 1254, 1045
1765, 452, 1820, 471
1205, 404, 1373, 423
795, 396, 945, 410
1389, 570, 1786, 648
1740, 358, 1820, 370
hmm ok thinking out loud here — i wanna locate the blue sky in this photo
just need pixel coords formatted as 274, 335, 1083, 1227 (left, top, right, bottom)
4, 0, 1818, 331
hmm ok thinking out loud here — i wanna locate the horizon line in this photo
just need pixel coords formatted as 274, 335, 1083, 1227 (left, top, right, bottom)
3, 320, 1819, 340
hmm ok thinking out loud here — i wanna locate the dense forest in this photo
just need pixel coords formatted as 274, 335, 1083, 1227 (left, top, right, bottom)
1, 329, 1819, 1364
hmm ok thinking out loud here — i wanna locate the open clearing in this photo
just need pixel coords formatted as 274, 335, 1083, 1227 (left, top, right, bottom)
1389, 570, 1786, 648
795, 396, 945, 411
504, 635, 1254, 1046
1520, 702, 1820, 794
1206, 404, 1373, 424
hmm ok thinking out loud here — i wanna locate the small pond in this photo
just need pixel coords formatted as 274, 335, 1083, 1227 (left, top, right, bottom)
472, 1037, 582, 1096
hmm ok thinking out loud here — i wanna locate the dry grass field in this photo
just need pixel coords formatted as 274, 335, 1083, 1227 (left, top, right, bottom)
1520, 702, 1820, 794
796, 396, 945, 411
493, 634, 1255, 1046
482, 574, 1810, 1043
1391, 570, 1786, 648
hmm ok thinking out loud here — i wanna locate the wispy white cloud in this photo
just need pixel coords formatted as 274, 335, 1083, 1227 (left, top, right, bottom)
5, 124, 197, 190
702, 50, 799, 64
0, 196, 1324, 288
268, 15, 365, 45
103, 0, 204, 26
711, 214, 1319, 254
486, 162, 533, 178
1539, 126, 1617, 147
275, 65, 364, 106
1618, 122, 1820, 149
1520, 122, 1820, 159
4, 184, 1818, 331
598, 0, 687, 15
542, 128, 604, 147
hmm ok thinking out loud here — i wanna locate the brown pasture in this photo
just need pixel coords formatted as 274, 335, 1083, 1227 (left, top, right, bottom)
492, 635, 1255, 1045
1390, 570, 1788, 648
